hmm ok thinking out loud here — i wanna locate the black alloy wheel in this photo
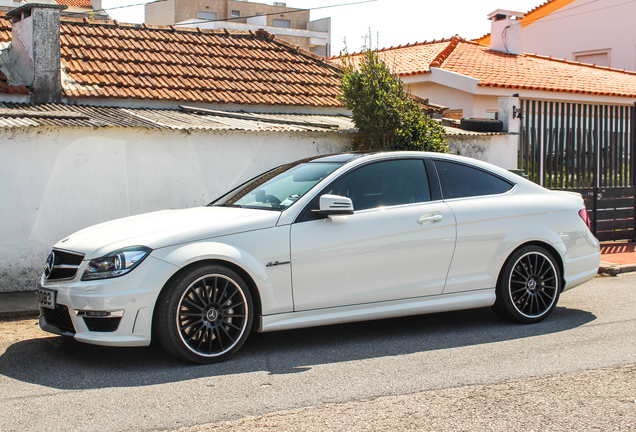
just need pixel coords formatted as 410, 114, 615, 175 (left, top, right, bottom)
493, 246, 561, 324
156, 264, 253, 364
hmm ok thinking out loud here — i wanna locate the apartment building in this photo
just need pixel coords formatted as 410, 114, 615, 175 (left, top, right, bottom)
0, 0, 109, 19
145, 0, 331, 57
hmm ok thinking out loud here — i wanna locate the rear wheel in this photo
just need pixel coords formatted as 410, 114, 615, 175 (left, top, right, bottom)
492, 246, 561, 324
156, 264, 253, 364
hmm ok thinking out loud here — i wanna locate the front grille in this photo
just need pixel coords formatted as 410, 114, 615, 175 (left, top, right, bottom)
54, 250, 84, 266
41, 304, 76, 334
48, 267, 78, 280
83, 317, 122, 332
45, 249, 85, 281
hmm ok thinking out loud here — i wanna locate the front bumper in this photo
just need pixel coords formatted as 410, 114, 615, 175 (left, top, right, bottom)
38, 255, 178, 347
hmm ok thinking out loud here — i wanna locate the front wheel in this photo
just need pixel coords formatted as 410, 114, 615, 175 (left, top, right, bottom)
155, 264, 253, 364
492, 246, 562, 324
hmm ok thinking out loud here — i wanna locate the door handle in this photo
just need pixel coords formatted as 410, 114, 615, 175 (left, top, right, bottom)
417, 214, 443, 224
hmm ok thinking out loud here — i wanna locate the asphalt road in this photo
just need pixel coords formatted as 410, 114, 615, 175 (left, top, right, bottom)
1, 274, 635, 432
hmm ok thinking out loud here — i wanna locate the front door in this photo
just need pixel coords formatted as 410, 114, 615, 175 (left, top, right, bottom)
290, 159, 457, 311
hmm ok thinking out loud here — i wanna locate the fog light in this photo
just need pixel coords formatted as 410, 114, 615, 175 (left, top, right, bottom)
75, 310, 124, 318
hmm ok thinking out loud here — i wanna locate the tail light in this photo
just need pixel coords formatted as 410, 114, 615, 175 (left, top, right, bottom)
578, 208, 591, 230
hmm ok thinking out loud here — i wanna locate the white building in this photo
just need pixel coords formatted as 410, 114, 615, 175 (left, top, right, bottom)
475, 0, 636, 72
331, 9, 636, 120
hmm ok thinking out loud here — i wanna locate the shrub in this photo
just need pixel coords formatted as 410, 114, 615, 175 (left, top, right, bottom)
338, 49, 448, 153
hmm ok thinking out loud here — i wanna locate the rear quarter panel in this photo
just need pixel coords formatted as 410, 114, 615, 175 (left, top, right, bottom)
442, 184, 599, 294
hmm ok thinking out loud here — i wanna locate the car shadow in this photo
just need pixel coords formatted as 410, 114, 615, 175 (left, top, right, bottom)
0, 305, 595, 390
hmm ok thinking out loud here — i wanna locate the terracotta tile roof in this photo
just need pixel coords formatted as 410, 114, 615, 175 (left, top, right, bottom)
0, 15, 10, 43
331, 37, 636, 98
0, 14, 343, 107
0, 70, 30, 96
54, 0, 92, 8
331, 38, 453, 75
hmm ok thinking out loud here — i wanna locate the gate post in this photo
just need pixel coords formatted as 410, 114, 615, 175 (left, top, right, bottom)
632, 103, 636, 241
499, 95, 521, 172
632, 103, 636, 188
499, 95, 520, 134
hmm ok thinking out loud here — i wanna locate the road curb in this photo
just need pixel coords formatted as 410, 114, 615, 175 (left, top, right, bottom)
0, 310, 39, 320
598, 262, 636, 276
0, 291, 39, 320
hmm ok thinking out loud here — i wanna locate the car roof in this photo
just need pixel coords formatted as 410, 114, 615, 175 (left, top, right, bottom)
307, 153, 372, 163
338, 151, 533, 186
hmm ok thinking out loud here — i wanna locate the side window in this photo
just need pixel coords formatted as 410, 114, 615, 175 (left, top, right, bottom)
434, 160, 513, 199
326, 159, 431, 211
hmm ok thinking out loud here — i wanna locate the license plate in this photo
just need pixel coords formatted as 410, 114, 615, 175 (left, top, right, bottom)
37, 286, 57, 309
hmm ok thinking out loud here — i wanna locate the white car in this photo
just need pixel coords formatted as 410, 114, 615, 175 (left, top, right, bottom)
37, 152, 600, 363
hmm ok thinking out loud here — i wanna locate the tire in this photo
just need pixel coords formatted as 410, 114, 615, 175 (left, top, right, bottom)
460, 118, 503, 132
155, 264, 253, 364
492, 246, 561, 324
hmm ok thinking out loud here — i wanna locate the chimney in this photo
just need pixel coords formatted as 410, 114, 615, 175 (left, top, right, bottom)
7, 3, 67, 103
487, 10, 524, 55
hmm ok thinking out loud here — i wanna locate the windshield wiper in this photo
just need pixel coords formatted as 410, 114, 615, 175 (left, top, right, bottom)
209, 203, 243, 208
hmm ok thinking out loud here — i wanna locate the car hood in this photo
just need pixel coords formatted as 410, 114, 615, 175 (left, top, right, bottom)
54, 206, 281, 258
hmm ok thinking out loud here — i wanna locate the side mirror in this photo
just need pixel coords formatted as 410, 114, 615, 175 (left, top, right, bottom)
311, 194, 354, 218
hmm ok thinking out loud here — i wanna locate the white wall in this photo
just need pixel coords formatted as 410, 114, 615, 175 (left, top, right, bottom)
0, 126, 351, 292
409, 82, 502, 119
521, 0, 636, 71
472, 95, 501, 119
408, 82, 475, 117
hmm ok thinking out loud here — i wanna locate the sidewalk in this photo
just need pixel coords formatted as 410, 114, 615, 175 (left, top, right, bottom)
598, 241, 636, 276
1, 242, 634, 320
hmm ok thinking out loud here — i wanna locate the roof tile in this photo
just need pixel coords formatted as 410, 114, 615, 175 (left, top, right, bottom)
0, 15, 343, 106
54, 0, 92, 9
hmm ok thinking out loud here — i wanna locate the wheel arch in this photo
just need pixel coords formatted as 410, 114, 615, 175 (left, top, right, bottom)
152, 259, 264, 334
497, 240, 566, 291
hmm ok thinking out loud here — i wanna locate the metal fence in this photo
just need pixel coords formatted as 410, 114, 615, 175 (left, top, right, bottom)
519, 100, 636, 241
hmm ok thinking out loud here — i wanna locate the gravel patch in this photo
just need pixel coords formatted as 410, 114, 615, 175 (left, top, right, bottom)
175, 365, 636, 432
0, 318, 46, 350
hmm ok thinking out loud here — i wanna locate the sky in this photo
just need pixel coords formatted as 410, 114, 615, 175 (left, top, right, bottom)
102, 0, 543, 53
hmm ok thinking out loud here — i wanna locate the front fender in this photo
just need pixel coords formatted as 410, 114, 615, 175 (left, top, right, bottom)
151, 226, 293, 315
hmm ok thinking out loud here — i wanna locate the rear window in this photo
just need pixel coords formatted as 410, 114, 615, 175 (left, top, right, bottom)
434, 160, 513, 199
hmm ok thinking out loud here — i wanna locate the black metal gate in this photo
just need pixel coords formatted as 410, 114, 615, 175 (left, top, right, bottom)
519, 100, 636, 241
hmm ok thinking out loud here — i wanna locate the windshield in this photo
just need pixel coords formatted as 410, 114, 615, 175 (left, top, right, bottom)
211, 161, 342, 210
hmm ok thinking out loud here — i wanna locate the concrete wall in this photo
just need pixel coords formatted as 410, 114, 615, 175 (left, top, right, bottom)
0, 126, 350, 292
521, 0, 636, 72
145, 0, 175, 26
447, 134, 518, 170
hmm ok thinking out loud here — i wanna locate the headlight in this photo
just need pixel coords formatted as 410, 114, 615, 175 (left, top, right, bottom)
81, 246, 152, 281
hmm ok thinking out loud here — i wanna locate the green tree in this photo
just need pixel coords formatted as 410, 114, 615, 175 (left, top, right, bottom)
338, 49, 448, 153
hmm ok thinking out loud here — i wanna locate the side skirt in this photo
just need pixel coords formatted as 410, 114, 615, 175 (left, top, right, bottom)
259, 289, 496, 332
